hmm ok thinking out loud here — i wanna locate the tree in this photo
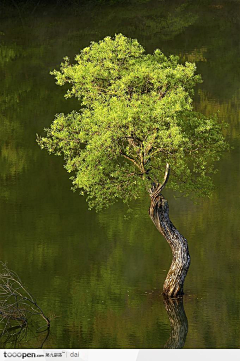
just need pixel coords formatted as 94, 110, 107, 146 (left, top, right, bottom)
37, 34, 228, 297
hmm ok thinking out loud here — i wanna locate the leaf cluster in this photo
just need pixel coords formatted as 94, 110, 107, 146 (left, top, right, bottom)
37, 34, 228, 210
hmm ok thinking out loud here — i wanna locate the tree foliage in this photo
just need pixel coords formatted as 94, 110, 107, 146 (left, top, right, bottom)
37, 34, 228, 210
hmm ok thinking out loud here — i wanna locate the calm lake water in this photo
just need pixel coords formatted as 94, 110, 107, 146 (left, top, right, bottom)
0, 0, 240, 348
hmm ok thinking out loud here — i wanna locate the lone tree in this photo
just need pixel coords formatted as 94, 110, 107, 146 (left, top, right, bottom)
37, 34, 228, 297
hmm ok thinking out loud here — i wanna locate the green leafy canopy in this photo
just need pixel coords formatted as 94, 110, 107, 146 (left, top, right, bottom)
37, 34, 228, 210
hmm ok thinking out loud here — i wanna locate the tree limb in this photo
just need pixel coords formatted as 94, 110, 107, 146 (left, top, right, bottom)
120, 152, 142, 171
149, 163, 170, 199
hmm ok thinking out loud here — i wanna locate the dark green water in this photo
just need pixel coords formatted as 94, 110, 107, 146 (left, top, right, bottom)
0, 0, 240, 348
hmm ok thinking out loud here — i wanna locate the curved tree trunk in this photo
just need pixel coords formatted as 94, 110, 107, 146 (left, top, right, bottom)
149, 164, 190, 297
163, 296, 188, 349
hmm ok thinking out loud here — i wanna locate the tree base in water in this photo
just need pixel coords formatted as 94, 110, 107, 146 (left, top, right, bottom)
148, 165, 190, 298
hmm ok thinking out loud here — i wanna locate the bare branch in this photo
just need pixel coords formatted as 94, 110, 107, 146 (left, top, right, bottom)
149, 163, 170, 199
0, 263, 50, 348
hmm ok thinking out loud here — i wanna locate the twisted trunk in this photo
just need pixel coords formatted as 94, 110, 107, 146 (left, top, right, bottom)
149, 164, 190, 297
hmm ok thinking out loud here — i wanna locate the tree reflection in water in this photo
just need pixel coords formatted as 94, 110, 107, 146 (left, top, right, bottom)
137, 295, 188, 359
0, 264, 50, 348
163, 296, 188, 349
0, 323, 50, 349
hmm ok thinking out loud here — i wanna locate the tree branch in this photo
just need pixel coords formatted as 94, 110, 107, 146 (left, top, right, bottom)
149, 163, 170, 199
120, 152, 142, 171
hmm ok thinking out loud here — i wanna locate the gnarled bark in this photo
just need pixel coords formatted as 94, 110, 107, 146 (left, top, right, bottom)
149, 164, 190, 297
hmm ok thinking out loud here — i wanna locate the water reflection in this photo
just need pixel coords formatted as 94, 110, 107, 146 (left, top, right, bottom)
0, 263, 50, 348
136, 296, 188, 358
163, 296, 188, 349
0, 323, 50, 349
